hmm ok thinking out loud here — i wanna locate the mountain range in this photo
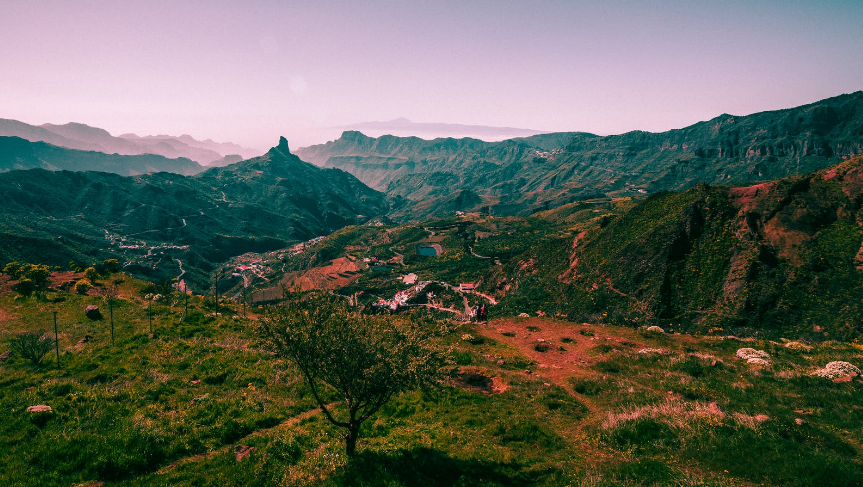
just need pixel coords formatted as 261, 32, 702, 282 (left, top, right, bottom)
334, 117, 546, 140
0, 118, 260, 166
0, 136, 203, 176
0, 137, 387, 288
297, 91, 863, 220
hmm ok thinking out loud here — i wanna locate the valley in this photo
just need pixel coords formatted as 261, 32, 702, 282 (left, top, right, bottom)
2, 93, 863, 487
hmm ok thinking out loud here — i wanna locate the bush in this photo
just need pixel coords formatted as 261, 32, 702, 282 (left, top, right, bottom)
9, 331, 54, 365
10, 263, 52, 296
74, 279, 93, 294
2, 261, 23, 278
83, 267, 99, 282
101, 259, 120, 274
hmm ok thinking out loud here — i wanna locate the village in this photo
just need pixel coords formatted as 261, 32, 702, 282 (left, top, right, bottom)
206, 213, 519, 320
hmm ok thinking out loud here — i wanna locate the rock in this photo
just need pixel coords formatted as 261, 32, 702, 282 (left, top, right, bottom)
518, 313, 530, 318
190, 379, 201, 385
813, 361, 861, 380
736, 348, 771, 364
27, 405, 52, 413
0, 350, 10, 361
795, 418, 806, 425
646, 325, 665, 334
753, 414, 769, 423
84, 305, 102, 320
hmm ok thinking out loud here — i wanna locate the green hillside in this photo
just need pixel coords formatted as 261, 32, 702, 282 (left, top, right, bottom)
1, 272, 861, 486
221, 155, 863, 341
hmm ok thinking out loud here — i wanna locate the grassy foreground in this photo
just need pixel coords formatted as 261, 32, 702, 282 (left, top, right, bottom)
1, 275, 861, 486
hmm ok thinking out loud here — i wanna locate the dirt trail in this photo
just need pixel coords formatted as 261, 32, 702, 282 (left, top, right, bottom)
158, 402, 337, 474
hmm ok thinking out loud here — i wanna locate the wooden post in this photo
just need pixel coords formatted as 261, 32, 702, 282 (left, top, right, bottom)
109, 296, 114, 346
53, 311, 60, 367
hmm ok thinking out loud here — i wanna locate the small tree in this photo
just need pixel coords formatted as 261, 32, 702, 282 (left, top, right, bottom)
12, 264, 52, 297
261, 294, 448, 457
83, 267, 99, 283
101, 259, 121, 274
9, 331, 54, 365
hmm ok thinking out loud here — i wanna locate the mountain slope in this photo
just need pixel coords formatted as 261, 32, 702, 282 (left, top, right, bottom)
120, 133, 261, 161
297, 92, 863, 220
0, 136, 203, 176
525, 154, 863, 339
0, 137, 388, 289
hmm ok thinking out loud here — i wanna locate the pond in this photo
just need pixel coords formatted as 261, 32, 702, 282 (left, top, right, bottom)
417, 246, 439, 257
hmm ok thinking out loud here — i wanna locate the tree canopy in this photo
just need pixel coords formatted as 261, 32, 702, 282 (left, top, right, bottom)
261, 294, 449, 457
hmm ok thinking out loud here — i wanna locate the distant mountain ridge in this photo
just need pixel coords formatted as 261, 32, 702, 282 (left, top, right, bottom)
0, 118, 260, 165
296, 91, 863, 220
336, 117, 546, 140
0, 136, 203, 176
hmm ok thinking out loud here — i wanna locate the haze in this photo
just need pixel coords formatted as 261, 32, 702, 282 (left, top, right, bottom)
3, 0, 862, 150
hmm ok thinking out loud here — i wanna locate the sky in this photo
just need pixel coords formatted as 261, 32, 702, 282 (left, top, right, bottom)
2, 0, 862, 150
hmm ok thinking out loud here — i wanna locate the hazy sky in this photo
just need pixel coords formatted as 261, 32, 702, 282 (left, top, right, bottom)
3, 0, 862, 149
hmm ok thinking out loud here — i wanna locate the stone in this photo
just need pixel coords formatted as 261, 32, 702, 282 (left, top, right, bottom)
27, 405, 52, 413
84, 305, 102, 320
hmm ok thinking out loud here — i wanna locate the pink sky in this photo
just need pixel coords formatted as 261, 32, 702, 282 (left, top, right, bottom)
3, 0, 862, 150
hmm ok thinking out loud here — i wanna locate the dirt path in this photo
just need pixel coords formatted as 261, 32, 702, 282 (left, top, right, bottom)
158, 402, 337, 474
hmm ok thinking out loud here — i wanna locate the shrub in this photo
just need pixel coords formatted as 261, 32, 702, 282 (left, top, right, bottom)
10, 263, 52, 296
83, 267, 99, 282
101, 259, 121, 273
2, 261, 23, 278
74, 279, 93, 294
9, 331, 54, 365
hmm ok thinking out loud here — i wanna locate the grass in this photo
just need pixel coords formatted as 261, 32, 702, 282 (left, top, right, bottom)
1, 277, 862, 486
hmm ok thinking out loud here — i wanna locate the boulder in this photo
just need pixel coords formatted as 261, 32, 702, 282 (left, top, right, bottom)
85, 305, 102, 320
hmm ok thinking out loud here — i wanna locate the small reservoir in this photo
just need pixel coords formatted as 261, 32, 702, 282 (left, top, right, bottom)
416, 244, 442, 257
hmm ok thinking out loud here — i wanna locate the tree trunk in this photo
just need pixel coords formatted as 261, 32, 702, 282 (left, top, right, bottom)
345, 423, 360, 457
